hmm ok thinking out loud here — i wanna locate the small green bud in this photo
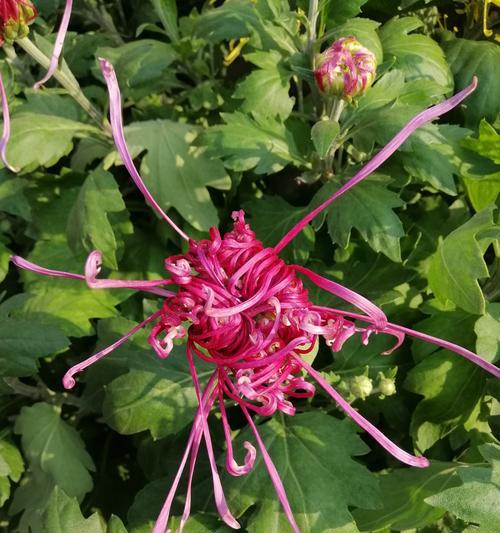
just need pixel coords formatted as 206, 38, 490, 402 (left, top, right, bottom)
349, 375, 373, 400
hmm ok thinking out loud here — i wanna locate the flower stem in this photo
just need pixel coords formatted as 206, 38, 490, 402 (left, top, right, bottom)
306, 0, 319, 57
16, 37, 104, 128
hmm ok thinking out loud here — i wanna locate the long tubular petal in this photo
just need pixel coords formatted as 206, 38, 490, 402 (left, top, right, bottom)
34, 0, 73, 89
312, 305, 500, 378
186, 344, 240, 529
223, 374, 300, 533
62, 311, 162, 389
294, 354, 430, 468
10, 255, 86, 281
275, 78, 478, 253
99, 58, 190, 242
294, 265, 387, 329
153, 373, 219, 533
0, 72, 17, 172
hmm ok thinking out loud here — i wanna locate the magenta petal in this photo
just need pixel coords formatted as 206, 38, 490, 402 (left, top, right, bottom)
10, 255, 85, 281
98, 58, 190, 242
275, 78, 478, 252
295, 354, 430, 468
34, 0, 74, 90
0, 73, 17, 172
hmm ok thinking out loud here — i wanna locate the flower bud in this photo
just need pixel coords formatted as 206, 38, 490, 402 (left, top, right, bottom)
314, 36, 377, 99
378, 377, 397, 397
349, 375, 373, 400
0, 0, 37, 46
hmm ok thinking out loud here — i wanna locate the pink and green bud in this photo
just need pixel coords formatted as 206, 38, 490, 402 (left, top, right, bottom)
0, 0, 37, 46
314, 36, 377, 99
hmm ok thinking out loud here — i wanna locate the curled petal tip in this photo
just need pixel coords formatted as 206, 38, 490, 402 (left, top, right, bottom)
62, 373, 76, 390
413, 456, 430, 469
98, 58, 114, 77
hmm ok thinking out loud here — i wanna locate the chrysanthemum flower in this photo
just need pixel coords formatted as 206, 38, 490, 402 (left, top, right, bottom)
10, 60, 499, 533
314, 36, 377, 99
0, 0, 37, 46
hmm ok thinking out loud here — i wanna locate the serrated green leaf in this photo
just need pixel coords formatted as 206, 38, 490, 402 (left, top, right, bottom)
323, 0, 369, 26
463, 120, 500, 164
0, 318, 69, 377
426, 444, 500, 533
66, 168, 131, 269
111, 120, 230, 231
405, 353, 485, 452
443, 37, 500, 127
313, 177, 404, 262
14, 402, 95, 498
234, 51, 294, 119
354, 462, 461, 531
475, 304, 500, 363
203, 111, 306, 174
428, 206, 500, 315
107, 515, 129, 533
151, 0, 179, 42
379, 17, 453, 89
5, 113, 98, 173
0, 439, 24, 507
40, 487, 104, 533
311, 120, 340, 159
103, 345, 213, 439
225, 412, 380, 532
96, 40, 178, 99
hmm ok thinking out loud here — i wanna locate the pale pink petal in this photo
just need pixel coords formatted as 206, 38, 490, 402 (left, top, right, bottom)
0, 73, 17, 172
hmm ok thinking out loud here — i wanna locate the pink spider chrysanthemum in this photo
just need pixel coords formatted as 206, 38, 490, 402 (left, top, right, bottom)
10, 60, 500, 533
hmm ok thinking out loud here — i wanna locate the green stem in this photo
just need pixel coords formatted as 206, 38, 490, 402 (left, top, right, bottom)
16, 37, 104, 128
306, 0, 319, 57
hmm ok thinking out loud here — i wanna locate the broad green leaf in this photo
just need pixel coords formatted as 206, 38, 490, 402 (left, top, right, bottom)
354, 462, 461, 531
0, 318, 69, 377
96, 40, 178, 99
234, 51, 294, 119
242, 195, 315, 264
14, 402, 95, 498
225, 412, 380, 532
464, 174, 500, 212
428, 206, 500, 315
103, 345, 213, 439
323, 0, 369, 25
313, 177, 404, 262
40, 487, 104, 533
426, 444, 500, 532
0, 171, 31, 220
405, 353, 486, 452
203, 112, 306, 174
443, 37, 500, 127
0, 241, 10, 283
5, 113, 98, 173
107, 515, 129, 533
463, 120, 500, 164
111, 120, 230, 231
311, 120, 340, 159
379, 17, 453, 90
0, 439, 24, 507
66, 168, 131, 269
475, 304, 500, 363
151, 0, 179, 42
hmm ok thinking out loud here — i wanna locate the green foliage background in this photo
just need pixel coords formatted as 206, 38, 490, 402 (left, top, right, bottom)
1, 1, 499, 531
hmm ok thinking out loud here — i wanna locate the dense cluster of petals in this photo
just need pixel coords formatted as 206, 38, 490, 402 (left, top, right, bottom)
314, 36, 377, 99
0, 0, 36, 46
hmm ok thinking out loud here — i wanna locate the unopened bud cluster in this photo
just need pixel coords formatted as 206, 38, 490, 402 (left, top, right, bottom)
0, 0, 37, 46
314, 36, 377, 99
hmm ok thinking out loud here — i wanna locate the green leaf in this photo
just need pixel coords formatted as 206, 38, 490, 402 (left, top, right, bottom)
311, 120, 340, 159
0, 318, 69, 377
475, 303, 500, 363
40, 487, 104, 533
5, 113, 98, 173
0, 439, 24, 507
96, 40, 178, 99
443, 37, 500, 127
0, 171, 31, 220
428, 206, 500, 315
14, 402, 95, 498
354, 462, 461, 531
405, 353, 486, 452
328, 18, 383, 64
203, 111, 306, 174
426, 444, 500, 532
234, 51, 294, 119
313, 177, 404, 262
225, 412, 380, 532
323, 0, 369, 26
107, 515, 129, 533
463, 120, 500, 165
379, 17, 453, 90
151, 0, 179, 42
242, 195, 315, 264
102, 345, 213, 439
66, 168, 131, 269
0, 241, 10, 284
111, 120, 230, 231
